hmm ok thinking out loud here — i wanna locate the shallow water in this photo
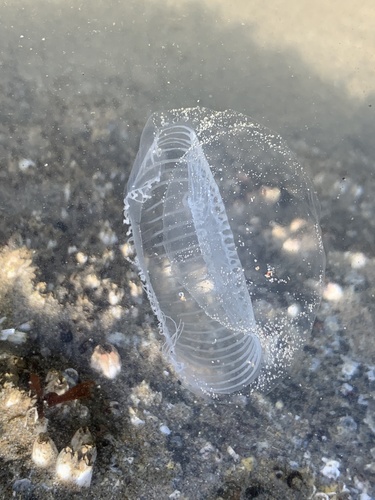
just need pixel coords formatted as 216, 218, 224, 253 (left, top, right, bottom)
0, 1, 374, 498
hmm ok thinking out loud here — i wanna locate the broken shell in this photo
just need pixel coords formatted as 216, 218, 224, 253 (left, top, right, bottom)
32, 432, 58, 468
90, 344, 121, 379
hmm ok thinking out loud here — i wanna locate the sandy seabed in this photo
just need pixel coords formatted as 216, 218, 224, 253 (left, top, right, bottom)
0, 1, 374, 499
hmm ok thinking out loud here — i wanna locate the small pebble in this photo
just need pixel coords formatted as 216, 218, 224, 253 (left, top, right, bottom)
287, 303, 301, 318
76, 252, 88, 264
160, 424, 171, 435
169, 491, 181, 499
63, 368, 79, 387
84, 273, 101, 289
340, 383, 353, 396
18, 321, 32, 332
364, 409, 375, 433
13, 478, 33, 494
129, 281, 142, 299
323, 282, 343, 302
109, 401, 121, 416
349, 251, 367, 269
120, 242, 134, 259
358, 394, 369, 406
200, 442, 216, 457
320, 458, 340, 480
108, 289, 123, 305
324, 315, 340, 333
337, 416, 357, 435
262, 186, 281, 203
340, 356, 359, 380
106, 331, 127, 348
60, 327, 73, 344
19, 158, 35, 171
99, 223, 118, 246
5, 388, 22, 407
68, 245, 78, 254
227, 445, 240, 462
129, 407, 145, 427
366, 367, 375, 382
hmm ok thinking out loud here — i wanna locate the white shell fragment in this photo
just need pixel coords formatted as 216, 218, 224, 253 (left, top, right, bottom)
124, 107, 325, 400
55, 427, 97, 488
159, 424, 171, 435
0, 328, 27, 344
320, 458, 341, 480
18, 158, 35, 171
32, 432, 58, 468
90, 343, 122, 379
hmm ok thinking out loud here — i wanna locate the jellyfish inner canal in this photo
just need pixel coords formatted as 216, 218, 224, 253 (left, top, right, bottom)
142, 124, 263, 395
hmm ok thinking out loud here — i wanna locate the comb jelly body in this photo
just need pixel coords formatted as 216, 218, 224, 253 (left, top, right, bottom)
124, 107, 325, 400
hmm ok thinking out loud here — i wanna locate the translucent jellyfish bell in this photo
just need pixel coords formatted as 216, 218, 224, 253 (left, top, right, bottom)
124, 107, 325, 400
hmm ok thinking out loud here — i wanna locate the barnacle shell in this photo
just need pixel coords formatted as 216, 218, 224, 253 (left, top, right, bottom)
32, 432, 58, 468
56, 427, 96, 488
90, 344, 122, 380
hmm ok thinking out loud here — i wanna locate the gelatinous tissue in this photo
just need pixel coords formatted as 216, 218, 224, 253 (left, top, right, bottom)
124, 107, 325, 400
